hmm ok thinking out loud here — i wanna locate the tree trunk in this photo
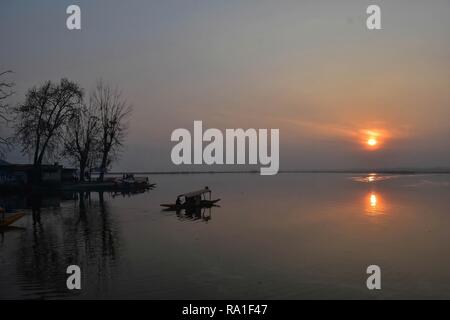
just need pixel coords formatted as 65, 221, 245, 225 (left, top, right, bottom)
79, 160, 86, 182
31, 164, 41, 185
36, 134, 52, 165
33, 141, 40, 165
98, 151, 108, 182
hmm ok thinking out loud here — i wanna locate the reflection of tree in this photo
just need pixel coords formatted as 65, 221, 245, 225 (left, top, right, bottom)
98, 192, 116, 260
16, 208, 68, 298
110, 188, 149, 198
13, 191, 121, 298
76, 191, 90, 223
30, 194, 42, 225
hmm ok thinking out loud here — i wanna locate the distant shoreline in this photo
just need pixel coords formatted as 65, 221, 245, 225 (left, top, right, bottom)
103, 170, 450, 175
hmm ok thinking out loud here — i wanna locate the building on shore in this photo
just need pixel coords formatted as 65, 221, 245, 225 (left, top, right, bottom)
62, 168, 79, 183
0, 162, 77, 189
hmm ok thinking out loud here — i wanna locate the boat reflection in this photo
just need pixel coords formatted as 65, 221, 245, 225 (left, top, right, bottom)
162, 205, 217, 223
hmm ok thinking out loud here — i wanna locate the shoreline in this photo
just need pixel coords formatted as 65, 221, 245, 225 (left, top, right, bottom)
0, 180, 155, 194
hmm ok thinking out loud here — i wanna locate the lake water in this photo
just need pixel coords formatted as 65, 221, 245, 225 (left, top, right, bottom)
1, 173, 450, 299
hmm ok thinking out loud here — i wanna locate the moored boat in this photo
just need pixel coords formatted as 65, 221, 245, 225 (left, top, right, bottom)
114, 174, 153, 189
0, 207, 25, 228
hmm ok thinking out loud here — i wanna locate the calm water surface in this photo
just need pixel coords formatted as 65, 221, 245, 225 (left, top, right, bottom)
1, 173, 450, 299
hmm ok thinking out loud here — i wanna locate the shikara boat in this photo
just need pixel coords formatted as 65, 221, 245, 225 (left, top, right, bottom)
114, 174, 154, 190
161, 187, 221, 211
0, 208, 25, 228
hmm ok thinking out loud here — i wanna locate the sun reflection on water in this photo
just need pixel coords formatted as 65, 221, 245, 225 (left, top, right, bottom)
365, 192, 386, 216
370, 193, 377, 207
351, 173, 398, 183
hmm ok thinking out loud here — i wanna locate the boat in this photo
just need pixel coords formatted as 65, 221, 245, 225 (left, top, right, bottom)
0, 207, 25, 228
114, 174, 153, 190
160, 187, 221, 211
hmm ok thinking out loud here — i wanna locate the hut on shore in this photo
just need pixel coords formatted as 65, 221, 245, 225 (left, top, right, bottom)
0, 163, 63, 188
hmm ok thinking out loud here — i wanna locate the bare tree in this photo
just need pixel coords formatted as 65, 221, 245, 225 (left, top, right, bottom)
63, 99, 100, 182
92, 81, 132, 181
14, 79, 83, 166
0, 70, 14, 156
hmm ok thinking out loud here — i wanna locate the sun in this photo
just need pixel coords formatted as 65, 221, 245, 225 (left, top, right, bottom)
359, 128, 390, 150
361, 129, 383, 150
367, 138, 377, 147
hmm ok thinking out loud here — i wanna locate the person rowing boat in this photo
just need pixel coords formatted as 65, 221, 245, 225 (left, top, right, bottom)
161, 187, 220, 211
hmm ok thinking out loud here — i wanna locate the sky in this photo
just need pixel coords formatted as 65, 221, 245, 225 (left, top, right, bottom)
1, 0, 450, 171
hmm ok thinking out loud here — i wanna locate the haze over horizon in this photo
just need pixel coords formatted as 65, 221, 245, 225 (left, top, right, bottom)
1, 0, 450, 172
